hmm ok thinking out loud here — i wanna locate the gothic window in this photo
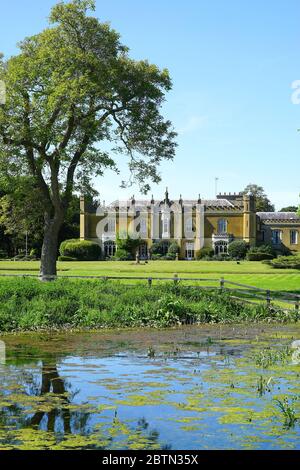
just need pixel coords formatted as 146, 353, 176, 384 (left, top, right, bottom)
104, 241, 116, 257
214, 241, 228, 255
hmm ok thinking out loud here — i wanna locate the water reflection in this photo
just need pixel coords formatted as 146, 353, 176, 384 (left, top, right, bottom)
1, 325, 300, 450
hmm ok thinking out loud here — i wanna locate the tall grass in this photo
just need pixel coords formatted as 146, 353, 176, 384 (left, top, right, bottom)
0, 278, 298, 332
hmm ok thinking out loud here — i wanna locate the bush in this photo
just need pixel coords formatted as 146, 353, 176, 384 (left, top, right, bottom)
151, 253, 163, 260
247, 244, 276, 261
113, 248, 134, 261
150, 241, 170, 256
247, 252, 274, 261
59, 239, 101, 261
196, 247, 214, 260
58, 256, 78, 262
168, 243, 180, 255
228, 240, 248, 259
0, 249, 8, 259
269, 256, 300, 269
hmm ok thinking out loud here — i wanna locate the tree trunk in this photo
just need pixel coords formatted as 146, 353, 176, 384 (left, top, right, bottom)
40, 214, 63, 281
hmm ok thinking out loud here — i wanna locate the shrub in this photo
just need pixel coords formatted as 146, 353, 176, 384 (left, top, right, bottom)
151, 253, 163, 260
168, 243, 180, 255
113, 248, 133, 261
270, 256, 300, 270
228, 240, 248, 259
247, 252, 274, 261
59, 239, 101, 261
247, 244, 276, 261
196, 247, 214, 260
58, 256, 78, 261
0, 249, 8, 259
150, 241, 170, 256
116, 235, 141, 259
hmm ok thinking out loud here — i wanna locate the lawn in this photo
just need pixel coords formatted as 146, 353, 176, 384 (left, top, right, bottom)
0, 260, 299, 292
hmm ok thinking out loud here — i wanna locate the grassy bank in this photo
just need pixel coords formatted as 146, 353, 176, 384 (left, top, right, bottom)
0, 278, 299, 332
0, 260, 300, 292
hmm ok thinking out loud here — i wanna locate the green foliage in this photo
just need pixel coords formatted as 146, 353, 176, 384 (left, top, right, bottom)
275, 397, 298, 428
167, 242, 180, 255
270, 256, 300, 270
150, 241, 170, 256
242, 184, 275, 211
58, 255, 78, 261
196, 247, 214, 260
0, 278, 295, 332
115, 235, 141, 259
228, 240, 249, 259
247, 244, 276, 261
0, 0, 176, 275
279, 206, 298, 212
59, 239, 101, 261
113, 248, 133, 261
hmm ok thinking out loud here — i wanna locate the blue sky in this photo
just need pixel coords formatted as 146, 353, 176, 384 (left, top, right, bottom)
0, 0, 299, 209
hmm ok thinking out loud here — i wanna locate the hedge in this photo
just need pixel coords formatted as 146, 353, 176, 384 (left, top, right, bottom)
59, 239, 101, 261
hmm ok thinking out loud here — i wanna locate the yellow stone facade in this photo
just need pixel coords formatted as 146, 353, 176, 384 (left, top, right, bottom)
80, 190, 300, 259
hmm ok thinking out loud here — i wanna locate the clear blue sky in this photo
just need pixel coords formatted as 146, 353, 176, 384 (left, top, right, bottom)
1, 0, 300, 209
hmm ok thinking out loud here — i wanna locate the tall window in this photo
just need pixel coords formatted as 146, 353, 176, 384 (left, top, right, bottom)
140, 218, 147, 235
185, 217, 194, 233
218, 219, 228, 234
163, 216, 169, 235
272, 230, 282, 245
290, 230, 298, 245
107, 217, 116, 233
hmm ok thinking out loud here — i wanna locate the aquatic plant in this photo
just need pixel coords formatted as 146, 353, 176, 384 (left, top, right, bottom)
275, 397, 298, 429
257, 375, 273, 396
254, 347, 291, 369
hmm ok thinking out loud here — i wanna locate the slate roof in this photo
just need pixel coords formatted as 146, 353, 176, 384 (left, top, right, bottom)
257, 212, 300, 221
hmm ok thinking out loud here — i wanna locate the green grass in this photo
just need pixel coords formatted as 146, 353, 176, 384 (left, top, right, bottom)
0, 260, 299, 292
0, 278, 298, 332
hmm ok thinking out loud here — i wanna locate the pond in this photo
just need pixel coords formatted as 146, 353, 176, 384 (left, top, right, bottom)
1, 324, 300, 450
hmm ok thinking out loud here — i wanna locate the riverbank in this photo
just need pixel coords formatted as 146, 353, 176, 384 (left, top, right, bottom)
0, 278, 298, 332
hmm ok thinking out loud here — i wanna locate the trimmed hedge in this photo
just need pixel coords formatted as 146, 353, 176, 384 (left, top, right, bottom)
270, 256, 300, 269
59, 239, 101, 261
247, 252, 274, 261
228, 240, 248, 259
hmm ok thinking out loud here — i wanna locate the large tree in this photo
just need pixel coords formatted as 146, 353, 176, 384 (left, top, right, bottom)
242, 184, 275, 212
0, 0, 176, 279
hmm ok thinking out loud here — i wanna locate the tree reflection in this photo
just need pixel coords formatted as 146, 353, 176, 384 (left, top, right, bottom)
0, 360, 170, 450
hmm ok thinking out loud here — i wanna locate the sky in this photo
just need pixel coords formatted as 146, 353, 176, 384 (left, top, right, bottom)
0, 0, 299, 209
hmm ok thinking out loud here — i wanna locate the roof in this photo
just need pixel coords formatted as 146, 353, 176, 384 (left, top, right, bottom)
257, 212, 300, 221
106, 198, 235, 208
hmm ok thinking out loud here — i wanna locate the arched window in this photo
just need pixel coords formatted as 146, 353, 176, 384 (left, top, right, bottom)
104, 241, 116, 258
218, 219, 228, 234
214, 241, 228, 255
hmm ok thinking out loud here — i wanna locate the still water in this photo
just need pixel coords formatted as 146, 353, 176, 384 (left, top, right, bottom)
1, 324, 300, 450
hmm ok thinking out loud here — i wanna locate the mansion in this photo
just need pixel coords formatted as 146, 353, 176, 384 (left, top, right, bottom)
80, 190, 300, 259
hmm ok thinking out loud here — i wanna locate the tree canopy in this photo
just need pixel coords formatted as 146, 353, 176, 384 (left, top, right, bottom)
242, 184, 275, 212
0, 0, 176, 277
